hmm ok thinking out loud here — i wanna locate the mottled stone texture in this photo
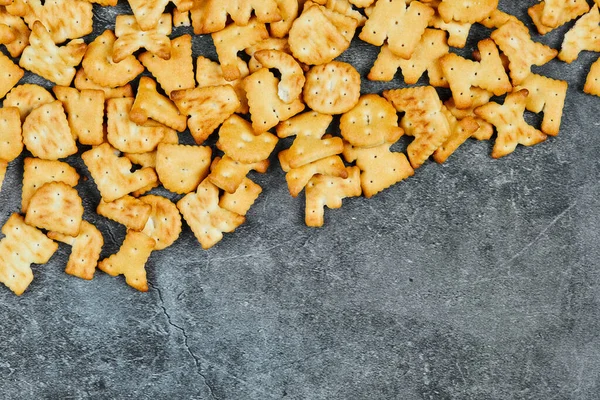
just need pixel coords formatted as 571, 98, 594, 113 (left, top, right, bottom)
1, 1, 600, 399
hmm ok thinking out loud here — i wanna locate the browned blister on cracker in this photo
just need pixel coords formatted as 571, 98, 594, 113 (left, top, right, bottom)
5, 84, 54, 122
440, 39, 511, 109
474, 89, 548, 158
0, 52, 24, 98
177, 179, 246, 250
21, 157, 80, 213
19, 21, 86, 86
437, 0, 498, 24
156, 143, 212, 194
558, 5, 600, 64
171, 85, 241, 145
212, 18, 269, 81
22, 100, 78, 161
584, 57, 600, 97
98, 230, 155, 292
139, 34, 195, 96
305, 166, 361, 227
113, 13, 172, 63
97, 195, 152, 232
139, 195, 182, 251
285, 155, 348, 197
359, 0, 434, 59
218, 177, 262, 216
514, 73, 567, 136
368, 28, 449, 86
303, 61, 361, 115
217, 115, 279, 164
432, 107, 480, 163
82, 30, 144, 88
491, 21, 558, 84
340, 94, 404, 148
0, 107, 22, 162
47, 220, 103, 281
74, 68, 134, 99
383, 86, 451, 169
208, 156, 269, 194
244, 68, 305, 133
25, 181, 84, 237
0, 213, 58, 295
81, 143, 158, 203
130, 77, 187, 132
53, 86, 105, 146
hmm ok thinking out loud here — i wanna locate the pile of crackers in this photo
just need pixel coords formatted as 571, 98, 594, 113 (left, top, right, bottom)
0, 0, 598, 295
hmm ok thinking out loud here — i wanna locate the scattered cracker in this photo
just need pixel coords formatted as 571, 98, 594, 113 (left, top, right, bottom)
254, 49, 305, 103
5, 84, 54, 122
208, 156, 269, 194
285, 155, 348, 197
271, 0, 299, 38
0, 52, 24, 98
156, 143, 212, 194
23, 0, 93, 44
438, 0, 498, 24
113, 13, 171, 63
177, 179, 246, 249
303, 61, 361, 115
130, 77, 187, 132
219, 177, 262, 216
97, 195, 152, 232
584, 57, 600, 97
47, 221, 104, 281
171, 85, 241, 145
558, 5, 600, 64
196, 56, 249, 114
127, 0, 172, 31
74, 68, 134, 99
475, 89, 548, 158
139, 195, 182, 251
429, 13, 471, 49
0, 160, 7, 193
53, 86, 105, 146
81, 143, 158, 203
98, 230, 155, 292
0, 7, 30, 57
216, 115, 279, 164
25, 181, 84, 237
305, 166, 361, 227
21, 157, 80, 213
478, 8, 525, 29
190, 0, 281, 34
246, 37, 290, 73
173, 7, 191, 27
432, 107, 480, 163
0, 107, 22, 163
0, 213, 58, 296
444, 87, 494, 141
124, 129, 179, 170
528, 1, 589, 35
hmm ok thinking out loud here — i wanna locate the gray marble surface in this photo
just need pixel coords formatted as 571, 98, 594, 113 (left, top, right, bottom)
1, 1, 600, 399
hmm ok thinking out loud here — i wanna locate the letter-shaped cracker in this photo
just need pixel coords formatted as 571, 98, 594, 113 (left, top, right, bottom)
113, 14, 171, 63
19, 21, 86, 86
359, 0, 434, 59
317, 0, 367, 26
196, 56, 249, 114
491, 21, 558, 84
528, 1, 590, 35
22, 100, 78, 161
585, 57, 600, 97
383, 86, 451, 169
139, 35, 195, 96
253, 49, 305, 103
474, 89, 548, 158
437, 0, 498, 24
177, 179, 246, 250
47, 221, 104, 281
21, 157, 80, 212
208, 156, 270, 194
124, 128, 179, 170
340, 94, 404, 148
244, 68, 305, 133
5, 84, 55, 122
127, 0, 192, 31
432, 107, 480, 163
368, 28, 449, 86
440, 39, 511, 109
107, 97, 172, 154
130, 77, 187, 132
283, 155, 348, 197
429, 14, 471, 49
245, 37, 290, 73
171, 85, 241, 145
140, 195, 182, 251
343, 141, 414, 198
219, 177, 263, 216
444, 87, 494, 141
0, 8, 30, 57
98, 230, 155, 292
216, 115, 279, 164
53, 86, 105, 146
212, 18, 269, 81
82, 30, 144, 88
21, 0, 93, 44
558, 5, 600, 64
97, 196, 152, 232
0, 214, 58, 295
479, 9, 525, 29
305, 166, 361, 227
25, 181, 84, 236
0, 52, 24, 98
74, 68, 134, 100
270, 0, 299, 38
0, 107, 22, 163
156, 143, 212, 194
81, 143, 158, 203
514, 73, 567, 136
190, 0, 282, 34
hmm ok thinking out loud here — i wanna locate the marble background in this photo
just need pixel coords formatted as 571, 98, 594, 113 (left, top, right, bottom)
1, 1, 599, 399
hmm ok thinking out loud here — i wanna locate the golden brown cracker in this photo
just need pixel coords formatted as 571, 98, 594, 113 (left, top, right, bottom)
82, 29, 144, 88
218, 177, 262, 216
127, 0, 172, 31
429, 13, 470, 49
25, 181, 84, 236
0, 106, 22, 162
173, 7, 191, 27
177, 179, 246, 249
474, 89, 548, 158
81, 142, 158, 203
124, 129, 179, 170
47, 220, 103, 281
437, 0, 498, 24
444, 87, 494, 141
190, 0, 281, 34
22, 100, 78, 161
171, 85, 241, 145
113, 13, 172, 63
303, 61, 361, 115
97, 195, 152, 232
23, 0, 93, 44
0, 7, 30, 57
139, 34, 195, 96
216, 115, 279, 164
139, 195, 182, 251
74, 68, 134, 99
253, 49, 305, 103
53, 86, 105, 146
479, 9, 524, 29
0, 51, 24, 98
0, 160, 6, 193
271, 0, 298, 38
584, 57, 600, 97
21, 157, 79, 213
156, 143, 212, 194
245, 37, 290, 73
558, 5, 600, 64
130, 77, 187, 132
432, 107, 480, 163
195, 55, 249, 114
98, 229, 154, 292
539, 0, 590, 29
284, 155, 348, 197
0, 213, 58, 296
5, 84, 54, 122
208, 156, 270, 194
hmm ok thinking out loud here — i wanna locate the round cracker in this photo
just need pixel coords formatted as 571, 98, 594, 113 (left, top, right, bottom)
303, 61, 361, 115
140, 195, 182, 251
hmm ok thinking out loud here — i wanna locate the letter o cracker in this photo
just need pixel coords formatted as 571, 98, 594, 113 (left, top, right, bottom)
303, 61, 361, 115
